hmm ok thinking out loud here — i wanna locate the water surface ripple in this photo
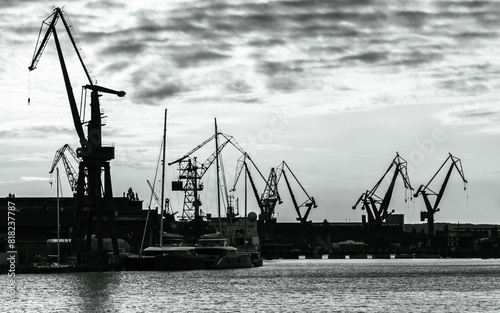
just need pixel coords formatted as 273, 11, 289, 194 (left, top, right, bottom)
3, 259, 500, 312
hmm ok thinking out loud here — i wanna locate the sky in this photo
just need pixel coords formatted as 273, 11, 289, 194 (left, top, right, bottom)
1, 0, 500, 225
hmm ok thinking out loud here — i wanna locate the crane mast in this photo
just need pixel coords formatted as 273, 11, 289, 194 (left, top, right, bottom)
259, 168, 281, 221
414, 153, 467, 237
169, 132, 233, 221
29, 7, 126, 260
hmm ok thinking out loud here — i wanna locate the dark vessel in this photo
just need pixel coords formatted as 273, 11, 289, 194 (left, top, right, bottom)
195, 238, 252, 269
124, 239, 204, 271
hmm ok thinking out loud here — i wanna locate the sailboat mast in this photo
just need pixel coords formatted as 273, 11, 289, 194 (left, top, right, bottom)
214, 118, 222, 232
160, 109, 167, 247
244, 166, 248, 244
56, 167, 60, 264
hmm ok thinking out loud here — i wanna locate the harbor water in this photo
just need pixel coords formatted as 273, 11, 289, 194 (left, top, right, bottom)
3, 258, 500, 312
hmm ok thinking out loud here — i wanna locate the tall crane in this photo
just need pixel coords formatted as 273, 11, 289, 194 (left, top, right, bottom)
231, 153, 278, 237
169, 132, 236, 221
276, 161, 317, 225
353, 153, 413, 230
49, 144, 82, 194
414, 153, 467, 237
29, 7, 126, 258
231, 153, 280, 220
260, 167, 282, 221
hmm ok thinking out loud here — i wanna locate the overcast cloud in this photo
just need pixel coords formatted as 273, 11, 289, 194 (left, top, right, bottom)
1, 0, 500, 224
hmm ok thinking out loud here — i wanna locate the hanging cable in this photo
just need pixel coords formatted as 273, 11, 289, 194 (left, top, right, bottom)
28, 71, 31, 105
465, 183, 469, 207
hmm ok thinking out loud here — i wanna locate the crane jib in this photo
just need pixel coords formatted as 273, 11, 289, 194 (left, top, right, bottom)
28, 7, 125, 154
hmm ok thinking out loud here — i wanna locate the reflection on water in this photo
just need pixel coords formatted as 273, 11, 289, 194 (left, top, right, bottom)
3, 259, 500, 312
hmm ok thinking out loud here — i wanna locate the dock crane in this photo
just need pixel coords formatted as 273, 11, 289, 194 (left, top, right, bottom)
169, 131, 237, 221
353, 153, 413, 230
49, 144, 82, 194
29, 7, 126, 258
260, 167, 282, 221
232, 159, 316, 226
276, 161, 317, 225
231, 153, 280, 220
414, 153, 467, 237
231, 153, 280, 237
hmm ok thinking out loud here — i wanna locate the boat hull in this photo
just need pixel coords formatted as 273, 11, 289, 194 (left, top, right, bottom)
154, 254, 205, 271
210, 254, 252, 269
195, 248, 253, 269
123, 254, 205, 271
123, 255, 155, 271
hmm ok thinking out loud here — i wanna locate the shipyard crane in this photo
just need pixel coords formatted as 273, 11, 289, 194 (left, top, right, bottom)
231, 153, 281, 221
352, 153, 413, 230
29, 7, 126, 257
414, 153, 467, 237
49, 144, 82, 194
231, 153, 280, 237
147, 180, 176, 216
169, 131, 239, 221
260, 167, 282, 221
276, 161, 317, 225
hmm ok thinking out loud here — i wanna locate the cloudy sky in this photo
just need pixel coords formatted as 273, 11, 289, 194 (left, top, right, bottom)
1, 0, 500, 224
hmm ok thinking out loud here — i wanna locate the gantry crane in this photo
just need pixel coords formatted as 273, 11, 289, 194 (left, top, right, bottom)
276, 161, 317, 225
414, 153, 467, 237
49, 144, 82, 194
29, 7, 126, 257
353, 152, 413, 230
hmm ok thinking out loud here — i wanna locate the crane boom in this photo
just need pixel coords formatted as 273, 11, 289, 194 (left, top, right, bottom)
30, 7, 95, 84
30, 10, 87, 145
28, 7, 125, 155
244, 161, 265, 214
168, 133, 218, 166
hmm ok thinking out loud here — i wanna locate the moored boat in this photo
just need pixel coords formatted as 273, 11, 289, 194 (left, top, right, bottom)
195, 238, 252, 269
124, 244, 205, 271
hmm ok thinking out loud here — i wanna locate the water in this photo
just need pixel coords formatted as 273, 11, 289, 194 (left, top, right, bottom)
3, 259, 500, 312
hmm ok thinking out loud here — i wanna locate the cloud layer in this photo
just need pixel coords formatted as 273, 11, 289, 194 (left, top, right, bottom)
1, 0, 500, 224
